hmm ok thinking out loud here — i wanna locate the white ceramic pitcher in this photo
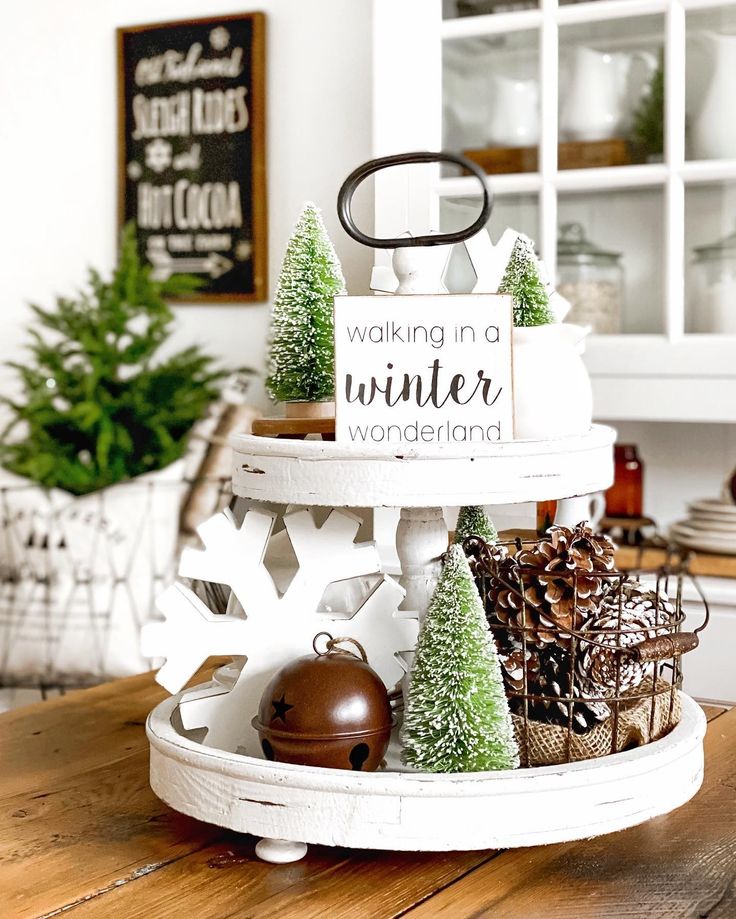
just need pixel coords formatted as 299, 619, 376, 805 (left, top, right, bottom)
561, 46, 656, 142
691, 32, 736, 160
513, 323, 593, 440
488, 75, 540, 148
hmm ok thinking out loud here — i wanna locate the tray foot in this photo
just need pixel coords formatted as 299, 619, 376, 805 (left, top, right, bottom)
255, 837, 308, 863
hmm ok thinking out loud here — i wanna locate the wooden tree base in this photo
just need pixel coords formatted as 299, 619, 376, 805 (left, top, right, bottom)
251, 417, 336, 440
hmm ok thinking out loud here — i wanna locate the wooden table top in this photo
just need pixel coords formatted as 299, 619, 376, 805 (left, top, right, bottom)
2, 665, 734, 919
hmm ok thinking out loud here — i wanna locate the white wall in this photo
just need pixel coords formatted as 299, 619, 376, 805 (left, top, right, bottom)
0, 1, 374, 410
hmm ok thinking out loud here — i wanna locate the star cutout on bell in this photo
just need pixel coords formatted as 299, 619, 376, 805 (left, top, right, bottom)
271, 694, 293, 724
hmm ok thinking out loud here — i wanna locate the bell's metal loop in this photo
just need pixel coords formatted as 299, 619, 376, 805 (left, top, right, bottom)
312, 631, 334, 656
312, 631, 368, 663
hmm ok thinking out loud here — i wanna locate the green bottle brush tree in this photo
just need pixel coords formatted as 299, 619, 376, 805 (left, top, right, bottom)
401, 544, 520, 773
0, 224, 224, 496
454, 505, 498, 547
630, 50, 664, 162
498, 235, 555, 327
266, 202, 346, 405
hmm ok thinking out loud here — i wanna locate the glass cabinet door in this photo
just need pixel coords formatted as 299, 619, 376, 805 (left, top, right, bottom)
443, 29, 541, 175
686, 4, 736, 163
558, 14, 664, 170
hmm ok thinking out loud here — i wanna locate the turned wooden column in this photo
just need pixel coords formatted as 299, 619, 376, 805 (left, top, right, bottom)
396, 506, 448, 618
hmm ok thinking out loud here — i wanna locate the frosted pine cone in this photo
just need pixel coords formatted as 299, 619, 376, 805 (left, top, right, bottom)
532, 644, 611, 733
577, 580, 675, 697
497, 641, 608, 733
488, 543, 546, 640
489, 524, 616, 648
499, 644, 541, 694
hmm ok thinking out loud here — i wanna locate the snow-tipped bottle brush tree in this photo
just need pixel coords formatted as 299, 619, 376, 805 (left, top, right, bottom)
266, 203, 346, 406
499, 235, 555, 327
454, 505, 498, 547
401, 544, 520, 773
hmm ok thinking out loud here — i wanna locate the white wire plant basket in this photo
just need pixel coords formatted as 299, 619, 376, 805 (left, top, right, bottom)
0, 471, 231, 690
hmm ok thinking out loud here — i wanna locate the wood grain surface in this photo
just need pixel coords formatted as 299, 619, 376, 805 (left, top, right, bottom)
0, 665, 731, 919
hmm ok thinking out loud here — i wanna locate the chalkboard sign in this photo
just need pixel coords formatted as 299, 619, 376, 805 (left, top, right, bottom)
117, 14, 267, 302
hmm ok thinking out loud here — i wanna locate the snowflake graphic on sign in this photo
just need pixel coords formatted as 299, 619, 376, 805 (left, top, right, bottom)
143, 507, 419, 756
145, 139, 173, 174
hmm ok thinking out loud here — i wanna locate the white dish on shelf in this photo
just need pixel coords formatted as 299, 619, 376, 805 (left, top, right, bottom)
670, 522, 736, 555
147, 690, 705, 856
688, 499, 736, 518
684, 515, 736, 534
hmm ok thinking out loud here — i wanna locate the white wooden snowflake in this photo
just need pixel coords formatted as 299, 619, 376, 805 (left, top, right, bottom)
179, 506, 279, 617
144, 506, 419, 755
179, 574, 417, 755
141, 583, 250, 692
370, 226, 521, 296
279, 508, 382, 613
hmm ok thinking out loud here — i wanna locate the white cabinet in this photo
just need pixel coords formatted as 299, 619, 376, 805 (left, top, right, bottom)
682, 578, 736, 703
372, 0, 736, 422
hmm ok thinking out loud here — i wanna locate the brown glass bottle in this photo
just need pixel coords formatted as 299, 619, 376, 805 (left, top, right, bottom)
606, 444, 644, 518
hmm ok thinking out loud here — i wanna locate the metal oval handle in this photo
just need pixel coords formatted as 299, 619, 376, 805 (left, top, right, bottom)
337, 150, 493, 249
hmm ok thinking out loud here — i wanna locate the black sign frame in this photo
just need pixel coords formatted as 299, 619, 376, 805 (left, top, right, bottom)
117, 13, 267, 302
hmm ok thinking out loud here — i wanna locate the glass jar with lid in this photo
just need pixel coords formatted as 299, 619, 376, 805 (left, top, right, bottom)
690, 222, 736, 334
556, 223, 624, 334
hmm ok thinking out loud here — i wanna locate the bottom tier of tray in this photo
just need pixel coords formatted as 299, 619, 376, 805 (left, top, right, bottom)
147, 690, 706, 853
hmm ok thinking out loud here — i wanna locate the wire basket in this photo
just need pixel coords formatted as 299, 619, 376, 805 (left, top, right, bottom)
466, 532, 709, 767
0, 473, 231, 691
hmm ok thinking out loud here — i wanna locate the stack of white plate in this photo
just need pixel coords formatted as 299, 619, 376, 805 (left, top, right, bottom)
671, 499, 736, 555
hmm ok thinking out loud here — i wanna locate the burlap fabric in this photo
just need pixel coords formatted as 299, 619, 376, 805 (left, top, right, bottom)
513, 678, 681, 766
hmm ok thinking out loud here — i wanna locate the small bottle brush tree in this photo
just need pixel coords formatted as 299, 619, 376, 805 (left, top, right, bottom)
454, 505, 497, 546
401, 544, 520, 773
498, 236, 554, 327
266, 203, 346, 404
0, 223, 224, 496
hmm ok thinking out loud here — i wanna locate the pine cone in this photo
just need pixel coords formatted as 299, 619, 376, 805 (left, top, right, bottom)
487, 543, 546, 638
498, 641, 608, 733
533, 644, 611, 733
489, 524, 616, 648
499, 644, 540, 693
577, 580, 675, 698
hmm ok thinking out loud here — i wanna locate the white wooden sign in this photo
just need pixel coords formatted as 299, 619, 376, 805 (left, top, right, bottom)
334, 294, 514, 447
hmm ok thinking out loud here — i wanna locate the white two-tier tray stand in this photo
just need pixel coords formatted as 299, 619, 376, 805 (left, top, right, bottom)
146, 425, 706, 863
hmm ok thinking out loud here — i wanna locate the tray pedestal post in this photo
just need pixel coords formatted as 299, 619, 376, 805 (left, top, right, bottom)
396, 506, 447, 618
255, 838, 308, 863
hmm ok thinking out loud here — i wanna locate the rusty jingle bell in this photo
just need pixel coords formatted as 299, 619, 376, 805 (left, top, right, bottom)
252, 633, 394, 771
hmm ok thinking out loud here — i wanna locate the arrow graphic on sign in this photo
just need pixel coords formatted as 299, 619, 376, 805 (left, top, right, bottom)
147, 246, 234, 281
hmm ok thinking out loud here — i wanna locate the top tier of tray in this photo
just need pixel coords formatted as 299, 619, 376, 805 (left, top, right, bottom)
231, 425, 615, 507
